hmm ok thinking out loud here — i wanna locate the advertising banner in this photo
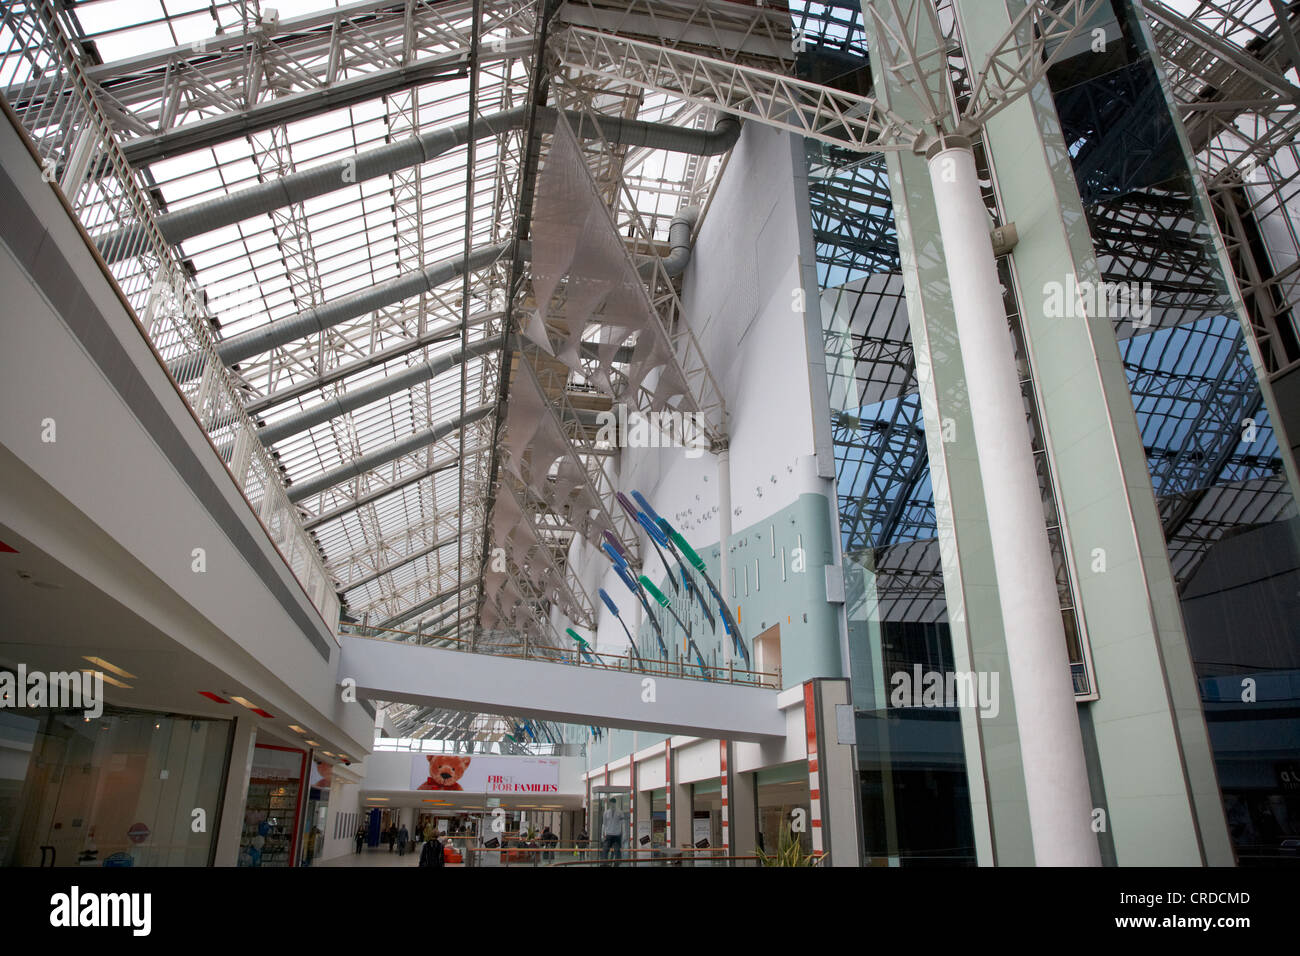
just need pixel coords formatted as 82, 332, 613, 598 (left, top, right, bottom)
409, 753, 560, 794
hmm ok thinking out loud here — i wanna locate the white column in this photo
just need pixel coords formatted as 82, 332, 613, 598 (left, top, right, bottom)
926, 139, 1099, 867
716, 443, 732, 666
212, 715, 257, 867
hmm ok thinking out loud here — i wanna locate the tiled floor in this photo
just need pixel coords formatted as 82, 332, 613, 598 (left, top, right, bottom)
318, 845, 433, 867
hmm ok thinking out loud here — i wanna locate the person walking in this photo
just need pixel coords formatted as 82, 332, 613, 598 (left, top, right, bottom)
303, 826, 320, 866
397, 824, 409, 857
601, 803, 626, 863
355, 825, 365, 854
419, 828, 445, 868
540, 825, 558, 863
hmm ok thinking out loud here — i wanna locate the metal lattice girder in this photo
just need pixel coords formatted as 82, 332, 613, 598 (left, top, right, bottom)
304, 413, 497, 612
868, 537, 949, 624
541, 97, 729, 437
1122, 314, 1278, 498
302, 442, 485, 530
1159, 476, 1297, 586
286, 405, 493, 503
69, 0, 534, 145
557, 0, 799, 64
1143, 0, 1300, 185
833, 398, 933, 551
380, 578, 479, 630
1140, 0, 1300, 384
503, 345, 637, 551
493, 477, 597, 627
948, 0, 1111, 129
550, 24, 922, 152
1086, 192, 1233, 337
332, 497, 474, 593
849, 0, 1109, 145
807, 148, 900, 278
482, 554, 567, 648
1213, 185, 1300, 379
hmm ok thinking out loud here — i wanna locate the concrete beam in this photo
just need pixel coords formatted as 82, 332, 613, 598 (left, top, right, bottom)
338, 636, 785, 742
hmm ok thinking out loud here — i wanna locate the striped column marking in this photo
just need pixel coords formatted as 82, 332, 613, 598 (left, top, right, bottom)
665, 740, 673, 847
803, 682, 824, 857
720, 739, 729, 854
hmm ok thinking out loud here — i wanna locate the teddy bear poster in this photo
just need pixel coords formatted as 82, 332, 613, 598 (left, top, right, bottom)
408, 754, 562, 793
418, 754, 471, 791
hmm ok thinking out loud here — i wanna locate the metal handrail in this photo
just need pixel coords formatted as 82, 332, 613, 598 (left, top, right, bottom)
340, 622, 782, 687
0, 2, 340, 631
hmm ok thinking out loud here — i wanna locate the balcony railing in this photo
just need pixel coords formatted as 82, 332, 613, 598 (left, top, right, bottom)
0, 1, 339, 631
340, 623, 781, 688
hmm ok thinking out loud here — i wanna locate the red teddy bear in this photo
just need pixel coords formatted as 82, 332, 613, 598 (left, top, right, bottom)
418, 754, 470, 791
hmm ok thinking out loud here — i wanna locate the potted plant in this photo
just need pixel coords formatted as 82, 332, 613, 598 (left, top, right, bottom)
757, 821, 820, 867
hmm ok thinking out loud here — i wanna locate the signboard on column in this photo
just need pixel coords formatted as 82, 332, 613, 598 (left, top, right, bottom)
637, 820, 652, 859
692, 814, 712, 867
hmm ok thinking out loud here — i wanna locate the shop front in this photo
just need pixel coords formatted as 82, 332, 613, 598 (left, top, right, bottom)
0, 704, 231, 866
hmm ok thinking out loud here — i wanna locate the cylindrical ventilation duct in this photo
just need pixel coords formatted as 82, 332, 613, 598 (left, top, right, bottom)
286, 404, 493, 503
217, 335, 507, 458
638, 205, 701, 278
172, 242, 516, 383
98, 108, 739, 262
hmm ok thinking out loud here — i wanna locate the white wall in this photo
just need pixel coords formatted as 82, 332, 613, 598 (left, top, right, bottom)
0, 117, 372, 758
578, 123, 824, 664
318, 777, 363, 863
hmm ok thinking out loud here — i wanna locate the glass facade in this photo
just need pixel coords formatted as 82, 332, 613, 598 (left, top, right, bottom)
0, 704, 231, 867
794, 0, 977, 865
1039, 0, 1300, 864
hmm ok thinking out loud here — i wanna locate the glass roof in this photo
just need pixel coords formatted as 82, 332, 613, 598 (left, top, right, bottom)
6, 0, 1296, 744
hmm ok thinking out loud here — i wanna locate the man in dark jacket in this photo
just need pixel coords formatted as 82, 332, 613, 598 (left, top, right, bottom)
419, 832, 445, 867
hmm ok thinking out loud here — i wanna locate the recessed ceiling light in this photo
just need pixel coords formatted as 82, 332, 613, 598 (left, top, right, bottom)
82, 669, 132, 690
288, 725, 307, 734
305, 740, 320, 747
230, 696, 274, 718
83, 656, 136, 680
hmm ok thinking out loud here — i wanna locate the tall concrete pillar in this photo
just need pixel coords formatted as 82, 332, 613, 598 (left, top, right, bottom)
925, 140, 1099, 867
667, 742, 692, 858
803, 679, 863, 866
724, 742, 758, 865
716, 444, 733, 666
212, 715, 257, 867
633, 760, 652, 865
